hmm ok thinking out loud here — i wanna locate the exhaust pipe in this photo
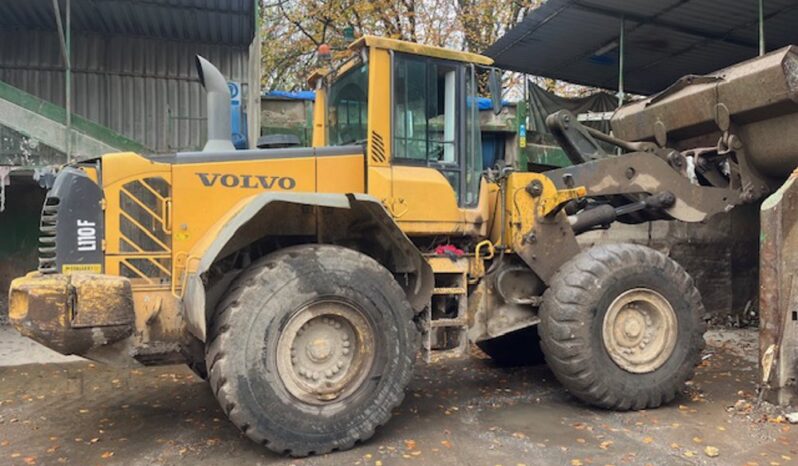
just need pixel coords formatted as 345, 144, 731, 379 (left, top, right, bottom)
195, 55, 235, 152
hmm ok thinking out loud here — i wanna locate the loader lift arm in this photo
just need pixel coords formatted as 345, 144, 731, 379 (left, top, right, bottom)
513, 110, 745, 284
546, 109, 741, 223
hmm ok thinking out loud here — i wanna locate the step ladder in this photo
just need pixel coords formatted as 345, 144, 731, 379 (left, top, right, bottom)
423, 256, 470, 362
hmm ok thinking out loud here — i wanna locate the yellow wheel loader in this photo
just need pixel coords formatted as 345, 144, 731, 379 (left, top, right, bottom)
8, 36, 798, 456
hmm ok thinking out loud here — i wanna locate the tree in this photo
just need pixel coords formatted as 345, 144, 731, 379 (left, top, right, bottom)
258, 0, 540, 92
457, 0, 540, 55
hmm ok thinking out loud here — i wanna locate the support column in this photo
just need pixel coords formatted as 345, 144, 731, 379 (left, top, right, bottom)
66, 0, 71, 160
617, 16, 625, 107
51, 0, 72, 161
759, 0, 766, 56
247, 0, 262, 149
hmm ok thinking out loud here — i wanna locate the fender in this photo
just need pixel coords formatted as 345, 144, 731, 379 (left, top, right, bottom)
181, 192, 433, 341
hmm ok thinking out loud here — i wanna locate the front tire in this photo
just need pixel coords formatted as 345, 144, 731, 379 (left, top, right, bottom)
539, 243, 705, 410
205, 245, 419, 456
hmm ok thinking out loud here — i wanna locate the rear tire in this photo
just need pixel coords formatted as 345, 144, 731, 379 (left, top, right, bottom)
539, 243, 705, 410
205, 245, 419, 456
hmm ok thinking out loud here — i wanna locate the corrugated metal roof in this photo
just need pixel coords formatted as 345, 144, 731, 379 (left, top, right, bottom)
484, 0, 798, 95
0, 0, 255, 46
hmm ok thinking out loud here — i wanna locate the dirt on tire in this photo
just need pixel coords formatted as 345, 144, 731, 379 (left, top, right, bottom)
539, 243, 706, 410
205, 244, 419, 456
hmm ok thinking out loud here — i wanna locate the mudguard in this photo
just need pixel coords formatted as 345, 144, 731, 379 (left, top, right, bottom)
182, 192, 433, 341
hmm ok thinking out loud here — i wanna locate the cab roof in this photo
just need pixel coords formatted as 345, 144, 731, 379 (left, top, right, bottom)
308, 35, 495, 87
350, 35, 494, 66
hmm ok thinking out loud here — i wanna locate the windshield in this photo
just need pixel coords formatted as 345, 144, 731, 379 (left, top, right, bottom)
327, 62, 369, 145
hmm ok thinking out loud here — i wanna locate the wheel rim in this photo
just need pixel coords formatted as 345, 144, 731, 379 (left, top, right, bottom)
602, 288, 678, 374
276, 300, 375, 405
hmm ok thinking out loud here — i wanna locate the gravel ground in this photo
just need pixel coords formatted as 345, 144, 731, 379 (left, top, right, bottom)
0, 327, 795, 466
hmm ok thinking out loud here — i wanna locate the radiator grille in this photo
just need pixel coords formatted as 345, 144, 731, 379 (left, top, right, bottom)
37, 196, 59, 274
117, 177, 172, 284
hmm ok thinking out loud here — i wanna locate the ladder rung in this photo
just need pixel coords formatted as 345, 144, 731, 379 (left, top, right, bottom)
430, 318, 467, 328
433, 287, 466, 295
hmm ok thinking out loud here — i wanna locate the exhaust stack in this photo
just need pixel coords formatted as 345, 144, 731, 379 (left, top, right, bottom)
195, 55, 235, 152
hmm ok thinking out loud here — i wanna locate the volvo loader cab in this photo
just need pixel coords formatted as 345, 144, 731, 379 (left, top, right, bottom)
12, 35, 798, 456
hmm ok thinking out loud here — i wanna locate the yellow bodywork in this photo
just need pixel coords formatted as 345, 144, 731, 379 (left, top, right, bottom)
8, 35, 584, 360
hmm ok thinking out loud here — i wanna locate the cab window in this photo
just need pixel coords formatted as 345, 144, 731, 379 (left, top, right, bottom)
328, 63, 368, 145
464, 64, 482, 207
393, 53, 481, 207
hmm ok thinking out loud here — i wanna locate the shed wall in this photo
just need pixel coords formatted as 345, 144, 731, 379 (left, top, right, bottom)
0, 30, 251, 153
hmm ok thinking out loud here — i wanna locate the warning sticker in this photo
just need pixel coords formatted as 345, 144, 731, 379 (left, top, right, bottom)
62, 264, 102, 274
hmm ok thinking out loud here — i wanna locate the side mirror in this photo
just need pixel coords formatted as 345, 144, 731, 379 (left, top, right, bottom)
488, 68, 503, 115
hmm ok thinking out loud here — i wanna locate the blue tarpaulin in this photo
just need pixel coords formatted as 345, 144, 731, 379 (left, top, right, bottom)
472, 97, 511, 110
264, 90, 317, 101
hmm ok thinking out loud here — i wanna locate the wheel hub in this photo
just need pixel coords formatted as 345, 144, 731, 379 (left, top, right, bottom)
277, 301, 375, 404
602, 288, 678, 374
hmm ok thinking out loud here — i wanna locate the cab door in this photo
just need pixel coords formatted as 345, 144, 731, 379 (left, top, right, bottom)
388, 53, 483, 233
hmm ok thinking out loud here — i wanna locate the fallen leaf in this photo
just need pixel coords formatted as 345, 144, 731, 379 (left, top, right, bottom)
404, 439, 416, 450
599, 441, 613, 450
570, 460, 583, 466
692, 436, 703, 444
643, 437, 654, 444
705, 446, 720, 458
441, 440, 452, 449
685, 451, 696, 458
100, 451, 114, 459
670, 443, 680, 449
23, 457, 37, 465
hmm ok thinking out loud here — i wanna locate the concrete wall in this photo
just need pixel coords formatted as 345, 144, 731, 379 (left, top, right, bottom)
260, 97, 313, 146
580, 203, 761, 322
